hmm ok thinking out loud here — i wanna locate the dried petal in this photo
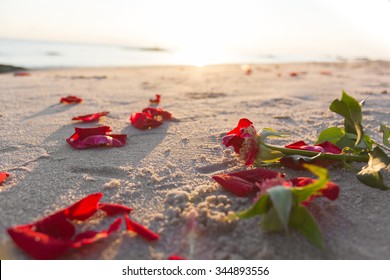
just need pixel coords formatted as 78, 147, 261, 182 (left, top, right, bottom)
72, 111, 109, 122
125, 216, 159, 241
60, 95, 83, 104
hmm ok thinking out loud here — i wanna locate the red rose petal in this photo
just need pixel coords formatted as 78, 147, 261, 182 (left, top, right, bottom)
34, 211, 75, 240
226, 118, 253, 136
0, 172, 10, 184
168, 255, 186, 260
142, 107, 172, 121
65, 193, 103, 221
72, 111, 110, 122
149, 94, 161, 104
7, 226, 70, 260
60, 95, 83, 104
213, 174, 255, 196
285, 141, 341, 154
125, 216, 159, 241
99, 203, 133, 216
227, 168, 281, 183
130, 112, 163, 129
71, 218, 122, 248
290, 177, 340, 202
66, 126, 126, 149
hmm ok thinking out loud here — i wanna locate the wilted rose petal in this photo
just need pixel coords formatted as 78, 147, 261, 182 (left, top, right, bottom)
125, 216, 159, 241
60, 95, 83, 104
72, 111, 109, 122
149, 94, 161, 104
0, 172, 10, 184
66, 126, 126, 149
213, 168, 281, 197
99, 203, 133, 216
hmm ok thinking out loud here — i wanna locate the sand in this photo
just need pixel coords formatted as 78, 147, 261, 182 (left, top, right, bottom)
0, 61, 389, 260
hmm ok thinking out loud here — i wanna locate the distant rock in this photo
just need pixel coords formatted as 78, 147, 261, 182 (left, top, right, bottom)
0, 64, 27, 74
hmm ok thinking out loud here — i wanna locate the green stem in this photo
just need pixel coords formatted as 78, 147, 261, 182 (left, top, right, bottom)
264, 144, 369, 163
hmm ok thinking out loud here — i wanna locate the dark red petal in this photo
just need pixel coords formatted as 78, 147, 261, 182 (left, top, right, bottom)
7, 226, 70, 260
99, 203, 133, 216
125, 216, 159, 241
0, 172, 10, 184
226, 118, 253, 136
227, 168, 281, 183
72, 111, 110, 122
71, 218, 122, 248
168, 255, 186, 260
290, 72, 298, 77
64, 193, 103, 221
34, 211, 75, 240
279, 157, 306, 170
212, 174, 255, 197
149, 94, 161, 104
60, 95, 83, 104
316, 141, 342, 154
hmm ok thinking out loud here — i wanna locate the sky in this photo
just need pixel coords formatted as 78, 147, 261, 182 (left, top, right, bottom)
0, 0, 389, 59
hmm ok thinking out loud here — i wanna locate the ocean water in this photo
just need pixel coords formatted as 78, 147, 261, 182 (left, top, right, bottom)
0, 38, 343, 69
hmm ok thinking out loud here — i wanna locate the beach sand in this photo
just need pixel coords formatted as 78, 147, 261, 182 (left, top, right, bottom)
0, 61, 389, 259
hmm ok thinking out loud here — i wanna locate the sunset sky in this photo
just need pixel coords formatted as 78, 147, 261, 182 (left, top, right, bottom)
0, 0, 389, 59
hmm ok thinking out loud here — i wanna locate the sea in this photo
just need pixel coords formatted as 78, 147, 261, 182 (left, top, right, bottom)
0, 38, 355, 69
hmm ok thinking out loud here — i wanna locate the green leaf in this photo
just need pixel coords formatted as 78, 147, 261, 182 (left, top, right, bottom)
357, 147, 390, 190
236, 194, 271, 219
289, 205, 324, 249
267, 186, 292, 231
260, 208, 283, 232
380, 124, 390, 148
329, 91, 364, 146
291, 164, 329, 204
316, 127, 345, 144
